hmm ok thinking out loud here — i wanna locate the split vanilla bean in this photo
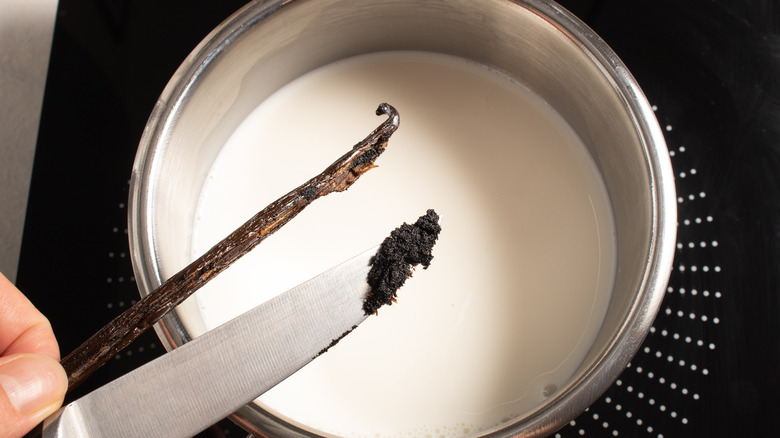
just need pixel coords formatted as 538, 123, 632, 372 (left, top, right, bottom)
61, 103, 400, 392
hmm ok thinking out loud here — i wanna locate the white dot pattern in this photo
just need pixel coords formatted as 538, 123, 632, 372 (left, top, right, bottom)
104, 187, 159, 362
558, 105, 720, 436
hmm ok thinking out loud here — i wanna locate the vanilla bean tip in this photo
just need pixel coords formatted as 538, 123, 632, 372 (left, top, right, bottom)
376, 103, 399, 132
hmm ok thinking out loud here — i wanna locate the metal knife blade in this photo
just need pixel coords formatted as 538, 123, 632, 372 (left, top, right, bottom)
41, 246, 377, 438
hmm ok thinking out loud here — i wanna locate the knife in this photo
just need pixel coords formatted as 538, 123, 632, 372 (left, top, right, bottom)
39, 246, 378, 438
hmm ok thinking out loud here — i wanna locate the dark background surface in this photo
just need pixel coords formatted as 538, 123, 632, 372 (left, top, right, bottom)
17, 0, 780, 436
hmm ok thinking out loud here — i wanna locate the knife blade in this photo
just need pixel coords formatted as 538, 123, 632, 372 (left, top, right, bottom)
40, 246, 377, 438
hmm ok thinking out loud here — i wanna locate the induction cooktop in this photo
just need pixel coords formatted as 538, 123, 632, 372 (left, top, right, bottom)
18, 0, 780, 436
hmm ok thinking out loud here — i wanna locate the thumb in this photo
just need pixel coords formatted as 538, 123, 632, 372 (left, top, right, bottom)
0, 354, 67, 438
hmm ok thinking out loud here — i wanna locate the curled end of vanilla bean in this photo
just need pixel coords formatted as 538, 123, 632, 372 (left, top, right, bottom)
377, 102, 400, 133
319, 103, 400, 194
356, 103, 400, 156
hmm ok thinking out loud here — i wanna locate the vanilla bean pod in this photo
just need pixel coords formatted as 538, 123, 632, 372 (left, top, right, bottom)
61, 103, 400, 392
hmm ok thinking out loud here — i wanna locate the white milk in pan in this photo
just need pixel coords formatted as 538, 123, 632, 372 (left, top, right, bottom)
186, 51, 616, 437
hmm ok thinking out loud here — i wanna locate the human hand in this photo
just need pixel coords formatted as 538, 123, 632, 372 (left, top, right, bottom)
0, 273, 67, 438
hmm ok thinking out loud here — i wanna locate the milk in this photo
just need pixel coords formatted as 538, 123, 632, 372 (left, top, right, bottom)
186, 51, 616, 437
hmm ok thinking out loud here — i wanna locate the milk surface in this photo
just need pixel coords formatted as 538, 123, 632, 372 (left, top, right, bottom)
187, 51, 616, 437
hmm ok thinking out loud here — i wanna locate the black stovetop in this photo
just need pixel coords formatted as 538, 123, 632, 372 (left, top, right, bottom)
18, 0, 780, 436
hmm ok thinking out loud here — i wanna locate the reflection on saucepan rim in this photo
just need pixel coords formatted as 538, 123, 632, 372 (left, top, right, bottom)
128, 0, 676, 437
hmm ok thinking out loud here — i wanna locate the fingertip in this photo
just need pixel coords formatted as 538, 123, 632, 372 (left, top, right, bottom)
0, 354, 67, 437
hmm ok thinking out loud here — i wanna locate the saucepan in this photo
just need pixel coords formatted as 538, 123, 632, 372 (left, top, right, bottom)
128, 0, 677, 436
